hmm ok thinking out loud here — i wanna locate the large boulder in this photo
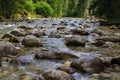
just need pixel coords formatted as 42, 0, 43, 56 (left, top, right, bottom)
35, 50, 78, 60
42, 69, 75, 80
22, 35, 42, 47
64, 35, 87, 46
71, 56, 104, 73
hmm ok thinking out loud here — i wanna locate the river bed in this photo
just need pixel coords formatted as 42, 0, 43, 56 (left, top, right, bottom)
0, 18, 120, 80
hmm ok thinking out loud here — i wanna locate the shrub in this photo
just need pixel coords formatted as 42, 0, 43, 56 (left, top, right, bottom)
35, 2, 53, 17
24, 0, 35, 13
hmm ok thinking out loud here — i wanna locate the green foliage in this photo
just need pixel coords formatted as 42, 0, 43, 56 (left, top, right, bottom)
47, 0, 63, 17
0, 0, 35, 18
24, 0, 35, 13
35, 2, 53, 17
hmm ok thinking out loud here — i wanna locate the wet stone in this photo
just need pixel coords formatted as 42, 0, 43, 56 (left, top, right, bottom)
33, 75, 46, 80
71, 28, 89, 35
42, 69, 75, 80
71, 56, 104, 73
22, 35, 42, 47
100, 73, 111, 79
34, 50, 78, 60
57, 66, 76, 74
10, 28, 25, 36
64, 35, 87, 46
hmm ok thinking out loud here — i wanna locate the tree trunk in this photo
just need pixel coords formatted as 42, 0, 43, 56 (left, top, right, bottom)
84, 0, 90, 17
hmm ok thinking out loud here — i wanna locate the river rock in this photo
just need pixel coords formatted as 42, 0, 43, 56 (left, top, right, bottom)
91, 29, 103, 35
57, 66, 76, 74
70, 56, 104, 73
42, 69, 75, 80
26, 29, 46, 37
48, 32, 61, 38
0, 41, 17, 66
33, 75, 46, 80
2, 33, 19, 43
92, 40, 106, 47
22, 35, 42, 47
34, 50, 78, 60
2, 33, 14, 39
10, 28, 25, 36
96, 36, 120, 42
31, 31, 46, 37
71, 28, 89, 35
18, 25, 33, 30
20, 73, 33, 80
57, 26, 66, 30
0, 41, 17, 56
65, 35, 87, 46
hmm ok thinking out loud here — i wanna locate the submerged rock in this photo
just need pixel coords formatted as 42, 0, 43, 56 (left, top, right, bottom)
10, 55, 33, 65
34, 50, 78, 60
42, 69, 75, 80
71, 56, 104, 73
22, 35, 42, 47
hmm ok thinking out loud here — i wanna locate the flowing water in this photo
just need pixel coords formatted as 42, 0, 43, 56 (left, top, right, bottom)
0, 18, 120, 80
